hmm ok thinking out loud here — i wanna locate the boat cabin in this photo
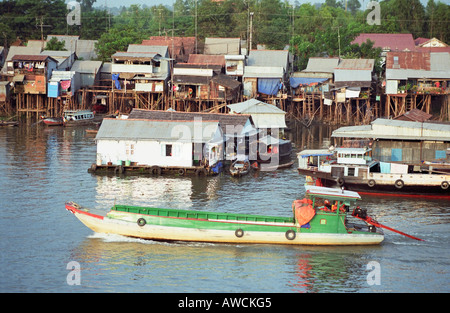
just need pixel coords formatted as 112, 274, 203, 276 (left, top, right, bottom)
305, 185, 361, 208
298, 149, 335, 172
64, 110, 94, 121
298, 147, 377, 181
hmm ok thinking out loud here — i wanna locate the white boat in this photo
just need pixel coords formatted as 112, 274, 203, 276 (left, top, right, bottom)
63, 110, 96, 126
297, 147, 450, 198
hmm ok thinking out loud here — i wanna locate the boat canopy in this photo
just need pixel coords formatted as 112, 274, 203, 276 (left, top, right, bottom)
305, 186, 361, 201
258, 135, 290, 146
297, 149, 334, 158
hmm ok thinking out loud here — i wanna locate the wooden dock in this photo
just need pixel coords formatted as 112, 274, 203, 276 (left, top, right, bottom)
88, 163, 221, 176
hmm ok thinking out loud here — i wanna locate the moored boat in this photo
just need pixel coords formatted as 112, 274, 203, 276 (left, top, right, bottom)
63, 110, 97, 126
42, 116, 64, 126
0, 120, 18, 127
255, 135, 293, 171
298, 147, 450, 198
230, 156, 250, 177
66, 186, 388, 245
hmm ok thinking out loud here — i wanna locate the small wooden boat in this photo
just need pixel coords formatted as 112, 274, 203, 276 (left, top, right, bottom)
230, 156, 250, 177
65, 186, 394, 245
0, 120, 18, 127
42, 117, 64, 126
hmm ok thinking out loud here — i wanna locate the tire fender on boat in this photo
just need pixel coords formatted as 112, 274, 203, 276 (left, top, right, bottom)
367, 179, 376, 187
285, 230, 296, 240
235, 229, 244, 238
336, 177, 345, 187
178, 168, 186, 176
137, 218, 146, 227
394, 179, 404, 189
151, 166, 161, 175
115, 165, 124, 175
441, 181, 449, 190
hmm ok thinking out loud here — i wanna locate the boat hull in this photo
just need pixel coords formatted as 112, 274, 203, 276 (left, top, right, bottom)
66, 203, 384, 246
298, 168, 450, 198
43, 118, 64, 126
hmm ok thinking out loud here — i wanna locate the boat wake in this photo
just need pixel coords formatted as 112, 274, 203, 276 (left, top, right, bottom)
87, 232, 234, 248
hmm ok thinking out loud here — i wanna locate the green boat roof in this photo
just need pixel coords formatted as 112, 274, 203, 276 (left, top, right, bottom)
305, 186, 361, 201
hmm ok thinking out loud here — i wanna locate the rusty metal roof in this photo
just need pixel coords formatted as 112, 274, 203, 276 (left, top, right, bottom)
11, 55, 57, 62
386, 51, 430, 70
352, 33, 416, 51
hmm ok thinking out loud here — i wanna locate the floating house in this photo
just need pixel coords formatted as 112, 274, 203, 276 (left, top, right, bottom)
331, 118, 450, 163
127, 108, 257, 161
92, 118, 224, 175
227, 98, 287, 130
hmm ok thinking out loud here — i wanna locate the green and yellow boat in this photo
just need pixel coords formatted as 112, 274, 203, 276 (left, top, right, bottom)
66, 186, 386, 245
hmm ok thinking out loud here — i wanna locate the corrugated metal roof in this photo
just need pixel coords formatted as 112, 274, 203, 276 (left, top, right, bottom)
243, 66, 284, 78
247, 50, 289, 70
12, 54, 56, 62
127, 44, 169, 57
335, 59, 374, 71
303, 57, 340, 73
188, 54, 225, 67
128, 108, 252, 135
112, 52, 159, 60
96, 118, 221, 143
332, 118, 450, 141
204, 37, 241, 55
228, 99, 286, 114
76, 40, 97, 60
70, 60, 103, 74
352, 33, 416, 51
386, 51, 430, 70
49, 71, 76, 82
430, 52, 450, 71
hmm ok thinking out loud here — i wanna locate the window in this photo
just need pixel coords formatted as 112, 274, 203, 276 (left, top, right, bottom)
347, 167, 355, 176
165, 144, 172, 157
126, 143, 134, 156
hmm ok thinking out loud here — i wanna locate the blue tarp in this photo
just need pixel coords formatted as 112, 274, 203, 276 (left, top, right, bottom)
112, 74, 121, 90
290, 77, 327, 88
258, 78, 281, 95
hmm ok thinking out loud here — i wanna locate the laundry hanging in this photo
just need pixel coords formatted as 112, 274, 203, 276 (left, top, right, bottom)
111, 74, 121, 90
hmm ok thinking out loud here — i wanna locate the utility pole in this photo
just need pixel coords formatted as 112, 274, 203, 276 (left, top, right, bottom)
249, 12, 253, 52
195, 0, 198, 53
36, 17, 51, 49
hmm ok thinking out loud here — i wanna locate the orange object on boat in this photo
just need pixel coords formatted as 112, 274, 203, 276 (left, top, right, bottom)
293, 198, 315, 226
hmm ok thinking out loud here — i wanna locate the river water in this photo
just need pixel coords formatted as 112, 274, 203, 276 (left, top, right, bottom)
0, 122, 448, 294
